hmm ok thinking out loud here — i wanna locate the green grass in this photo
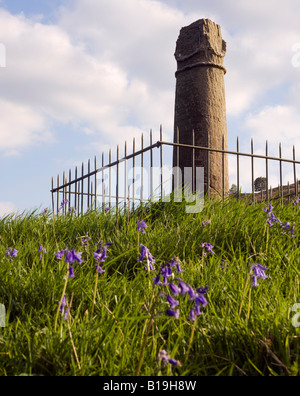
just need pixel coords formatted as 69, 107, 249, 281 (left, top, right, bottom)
0, 196, 300, 376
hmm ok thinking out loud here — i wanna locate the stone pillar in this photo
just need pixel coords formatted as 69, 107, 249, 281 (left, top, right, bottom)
173, 19, 228, 196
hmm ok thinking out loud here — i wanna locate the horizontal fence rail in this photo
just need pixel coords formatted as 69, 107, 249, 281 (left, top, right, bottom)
51, 127, 300, 214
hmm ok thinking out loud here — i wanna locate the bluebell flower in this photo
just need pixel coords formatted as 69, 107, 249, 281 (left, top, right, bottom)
251, 264, 268, 287
167, 295, 180, 309
55, 250, 65, 260
201, 242, 215, 255
65, 249, 83, 265
137, 220, 148, 234
94, 246, 108, 262
178, 281, 190, 295
59, 295, 67, 313
157, 350, 182, 368
264, 204, 273, 214
166, 309, 180, 319
6, 248, 18, 260
169, 283, 180, 296
138, 245, 155, 271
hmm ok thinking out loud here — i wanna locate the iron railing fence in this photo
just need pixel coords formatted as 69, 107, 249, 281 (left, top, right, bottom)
51, 127, 300, 214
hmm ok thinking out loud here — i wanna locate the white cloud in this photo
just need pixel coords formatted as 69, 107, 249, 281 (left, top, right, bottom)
0, 201, 18, 217
1, 0, 300, 156
0, 99, 52, 155
245, 105, 300, 153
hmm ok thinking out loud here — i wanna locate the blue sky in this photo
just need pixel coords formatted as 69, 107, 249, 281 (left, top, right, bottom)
0, 0, 300, 215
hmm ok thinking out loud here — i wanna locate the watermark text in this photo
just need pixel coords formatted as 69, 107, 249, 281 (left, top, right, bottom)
0, 304, 6, 327
0, 43, 6, 68
291, 43, 300, 68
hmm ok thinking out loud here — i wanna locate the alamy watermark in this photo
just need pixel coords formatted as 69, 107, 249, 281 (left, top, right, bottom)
0, 304, 6, 327
97, 166, 205, 214
0, 43, 6, 68
291, 303, 300, 328
291, 43, 300, 68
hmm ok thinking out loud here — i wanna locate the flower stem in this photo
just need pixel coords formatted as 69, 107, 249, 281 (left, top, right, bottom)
91, 266, 99, 317
54, 262, 69, 332
185, 318, 197, 365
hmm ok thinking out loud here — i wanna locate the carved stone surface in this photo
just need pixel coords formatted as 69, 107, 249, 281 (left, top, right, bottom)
173, 19, 229, 196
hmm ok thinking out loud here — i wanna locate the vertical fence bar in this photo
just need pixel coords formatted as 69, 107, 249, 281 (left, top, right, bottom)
192, 129, 195, 194
62, 171, 66, 214
116, 145, 119, 212
51, 177, 55, 213
133, 138, 135, 210
207, 135, 210, 199
266, 140, 269, 201
81, 163, 84, 214
94, 156, 97, 211
75, 166, 78, 215
124, 141, 127, 211
293, 145, 297, 198
87, 159, 91, 210
57, 174, 60, 213
251, 138, 254, 203
279, 143, 283, 205
150, 130, 154, 202
68, 169, 71, 212
102, 152, 105, 212
177, 127, 180, 195
160, 125, 163, 201
109, 149, 112, 209
236, 137, 240, 198
141, 133, 144, 206
222, 135, 225, 200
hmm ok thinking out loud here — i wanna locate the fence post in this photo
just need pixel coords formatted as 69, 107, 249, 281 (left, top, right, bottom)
237, 137, 240, 198
265, 140, 269, 201
251, 139, 254, 204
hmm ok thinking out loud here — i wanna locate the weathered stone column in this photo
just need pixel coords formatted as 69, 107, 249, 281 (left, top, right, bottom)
173, 19, 228, 196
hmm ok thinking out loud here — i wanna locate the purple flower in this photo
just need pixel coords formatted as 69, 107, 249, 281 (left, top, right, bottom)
290, 223, 296, 237
166, 309, 180, 319
38, 245, 47, 260
264, 204, 273, 214
137, 220, 148, 234
94, 246, 108, 262
58, 199, 69, 213
138, 245, 155, 270
293, 197, 300, 206
187, 285, 197, 300
168, 358, 182, 367
202, 220, 211, 227
5, 248, 18, 260
69, 267, 75, 279
65, 249, 83, 265
161, 265, 173, 278
59, 295, 67, 313
178, 281, 190, 295
169, 283, 180, 296
201, 242, 215, 255
63, 308, 70, 321
167, 295, 180, 309
96, 264, 105, 274
251, 264, 268, 287
81, 232, 91, 245
153, 274, 162, 285
197, 286, 209, 295
55, 250, 65, 260
188, 308, 196, 321
195, 295, 208, 308
157, 350, 182, 368
38, 245, 47, 253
